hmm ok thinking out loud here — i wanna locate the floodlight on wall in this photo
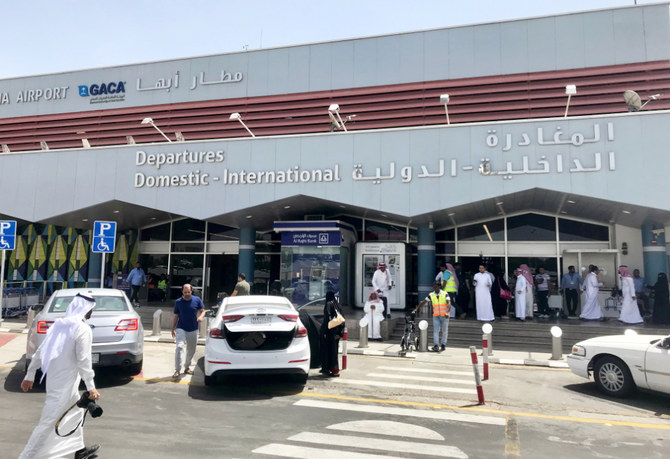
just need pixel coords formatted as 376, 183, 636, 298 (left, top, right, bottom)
40, 141, 49, 151
126, 136, 136, 145
229, 112, 256, 138
141, 117, 172, 142
175, 131, 185, 142
1, 144, 9, 153
328, 104, 347, 132
564, 85, 577, 118
440, 94, 450, 125
623, 90, 662, 112
81, 139, 91, 148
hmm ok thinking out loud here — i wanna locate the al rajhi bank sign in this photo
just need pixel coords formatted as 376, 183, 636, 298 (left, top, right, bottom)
132, 121, 618, 188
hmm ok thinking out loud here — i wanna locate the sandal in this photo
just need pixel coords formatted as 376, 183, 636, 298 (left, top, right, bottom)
184, 369, 194, 375
172, 371, 180, 379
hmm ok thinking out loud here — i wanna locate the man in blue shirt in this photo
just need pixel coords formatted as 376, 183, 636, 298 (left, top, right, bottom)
171, 284, 205, 378
125, 262, 146, 307
632, 268, 648, 315
560, 265, 583, 317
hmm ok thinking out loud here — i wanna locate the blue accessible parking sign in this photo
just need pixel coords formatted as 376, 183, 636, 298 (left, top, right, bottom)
0, 221, 16, 251
92, 221, 116, 253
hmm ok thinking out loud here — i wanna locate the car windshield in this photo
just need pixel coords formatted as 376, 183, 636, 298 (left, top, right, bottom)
49, 295, 129, 313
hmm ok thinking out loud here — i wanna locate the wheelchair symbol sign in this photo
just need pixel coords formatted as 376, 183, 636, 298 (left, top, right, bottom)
0, 221, 17, 251
92, 221, 116, 253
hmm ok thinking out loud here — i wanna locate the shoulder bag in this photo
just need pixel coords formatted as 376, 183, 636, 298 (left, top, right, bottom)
498, 279, 513, 301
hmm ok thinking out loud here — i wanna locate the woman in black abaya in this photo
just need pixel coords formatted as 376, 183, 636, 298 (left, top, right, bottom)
652, 273, 670, 325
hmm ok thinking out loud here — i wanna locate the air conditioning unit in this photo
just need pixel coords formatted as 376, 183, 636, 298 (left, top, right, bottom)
304, 214, 325, 221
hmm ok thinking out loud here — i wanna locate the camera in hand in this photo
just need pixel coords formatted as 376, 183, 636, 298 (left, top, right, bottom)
76, 390, 103, 418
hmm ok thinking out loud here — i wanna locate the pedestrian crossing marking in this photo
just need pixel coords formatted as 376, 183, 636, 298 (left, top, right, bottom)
294, 399, 506, 426
333, 378, 477, 394
328, 420, 444, 440
375, 365, 473, 376
289, 432, 468, 458
366, 372, 473, 385
253, 443, 409, 458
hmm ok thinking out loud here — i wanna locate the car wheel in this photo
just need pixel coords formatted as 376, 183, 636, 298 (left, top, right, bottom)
126, 360, 143, 376
593, 355, 635, 397
204, 374, 218, 386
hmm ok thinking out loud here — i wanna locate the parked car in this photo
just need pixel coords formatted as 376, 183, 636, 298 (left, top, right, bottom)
26, 288, 144, 378
204, 295, 310, 385
567, 333, 670, 397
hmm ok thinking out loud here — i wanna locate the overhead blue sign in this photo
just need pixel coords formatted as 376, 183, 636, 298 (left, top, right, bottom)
92, 221, 116, 253
0, 220, 16, 251
281, 230, 340, 247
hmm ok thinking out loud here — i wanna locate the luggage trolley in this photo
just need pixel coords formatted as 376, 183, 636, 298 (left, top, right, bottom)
1, 288, 22, 318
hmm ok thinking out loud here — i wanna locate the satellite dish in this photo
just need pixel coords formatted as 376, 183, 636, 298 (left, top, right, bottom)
623, 90, 642, 112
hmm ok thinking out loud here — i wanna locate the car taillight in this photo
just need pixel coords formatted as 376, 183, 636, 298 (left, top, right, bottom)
115, 319, 138, 331
279, 314, 298, 322
37, 321, 53, 334
222, 314, 244, 323
209, 328, 224, 339
296, 326, 308, 338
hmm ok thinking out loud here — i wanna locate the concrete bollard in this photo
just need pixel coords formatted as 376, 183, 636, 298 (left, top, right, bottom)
341, 327, 348, 370
469, 345, 485, 405
418, 320, 429, 352
482, 323, 493, 356
152, 309, 162, 336
550, 326, 563, 360
357, 317, 369, 348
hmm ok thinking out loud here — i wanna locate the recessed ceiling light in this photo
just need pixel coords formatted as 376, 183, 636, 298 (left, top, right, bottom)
622, 210, 631, 214
113, 210, 120, 214
567, 200, 575, 204
560, 211, 567, 214
284, 205, 291, 209
246, 215, 253, 219
339, 205, 346, 209
448, 213, 456, 217
496, 202, 504, 206
381, 214, 387, 218
150, 217, 157, 220
82, 218, 88, 222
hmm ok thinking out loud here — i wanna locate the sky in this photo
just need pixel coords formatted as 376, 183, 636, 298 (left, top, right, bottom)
0, 0, 657, 79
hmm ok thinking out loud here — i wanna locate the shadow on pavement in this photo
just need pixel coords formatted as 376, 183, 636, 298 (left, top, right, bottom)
563, 382, 670, 415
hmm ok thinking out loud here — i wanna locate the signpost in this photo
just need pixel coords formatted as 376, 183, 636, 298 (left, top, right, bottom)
92, 221, 116, 288
0, 220, 17, 322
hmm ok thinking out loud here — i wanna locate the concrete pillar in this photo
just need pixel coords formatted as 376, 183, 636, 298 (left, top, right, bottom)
238, 226, 256, 285
641, 224, 667, 284
417, 225, 436, 310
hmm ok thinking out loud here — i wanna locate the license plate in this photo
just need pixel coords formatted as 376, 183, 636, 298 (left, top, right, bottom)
91, 353, 100, 364
250, 316, 271, 325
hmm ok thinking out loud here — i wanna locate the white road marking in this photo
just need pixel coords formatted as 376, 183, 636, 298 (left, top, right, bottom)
333, 378, 477, 394
366, 372, 473, 385
328, 420, 445, 440
375, 365, 473, 376
252, 443, 401, 458
289, 432, 468, 458
294, 399, 506, 426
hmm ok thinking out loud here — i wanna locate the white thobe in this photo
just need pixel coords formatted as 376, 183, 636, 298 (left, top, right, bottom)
473, 272, 494, 321
525, 288, 534, 318
514, 275, 528, 320
580, 272, 603, 320
619, 277, 643, 324
372, 269, 392, 298
364, 300, 385, 338
20, 322, 96, 459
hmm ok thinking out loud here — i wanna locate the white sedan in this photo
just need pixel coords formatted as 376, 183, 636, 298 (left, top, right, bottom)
567, 333, 670, 397
204, 295, 311, 386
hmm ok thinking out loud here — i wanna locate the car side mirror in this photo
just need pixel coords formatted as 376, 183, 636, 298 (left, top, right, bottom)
662, 337, 670, 349
31, 303, 44, 313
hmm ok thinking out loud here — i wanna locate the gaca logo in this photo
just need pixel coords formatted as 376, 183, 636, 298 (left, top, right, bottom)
78, 81, 126, 97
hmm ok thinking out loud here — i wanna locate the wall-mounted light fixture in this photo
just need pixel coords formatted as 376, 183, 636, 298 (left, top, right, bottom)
141, 117, 173, 142
229, 113, 255, 137
440, 94, 450, 125
564, 85, 577, 117
621, 242, 628, 255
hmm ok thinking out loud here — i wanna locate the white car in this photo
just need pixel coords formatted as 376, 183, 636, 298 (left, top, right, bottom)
567, 333, 670, 397
204, 295, 310, 386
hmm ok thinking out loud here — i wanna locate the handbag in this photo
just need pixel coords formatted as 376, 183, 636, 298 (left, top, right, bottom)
328, 311, 345, 329
498, 279, 513, 301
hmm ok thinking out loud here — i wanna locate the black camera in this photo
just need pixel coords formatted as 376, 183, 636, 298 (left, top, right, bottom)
76, 390, 103, 418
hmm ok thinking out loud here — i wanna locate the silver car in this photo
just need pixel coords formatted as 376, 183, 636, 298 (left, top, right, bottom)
26, 288, 144, 378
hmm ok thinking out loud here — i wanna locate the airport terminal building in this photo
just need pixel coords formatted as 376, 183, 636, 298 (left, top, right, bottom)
1, 3, 669, 309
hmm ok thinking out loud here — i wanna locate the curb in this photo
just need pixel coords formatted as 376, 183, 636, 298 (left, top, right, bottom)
489, 356, 569, 368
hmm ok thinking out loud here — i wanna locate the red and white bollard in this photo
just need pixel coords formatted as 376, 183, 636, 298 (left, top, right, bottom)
341, 327, 348, 370
482, 337, 489, 381
469, 345, 485, 405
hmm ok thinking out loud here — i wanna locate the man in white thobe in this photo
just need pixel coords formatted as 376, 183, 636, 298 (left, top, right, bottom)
364, 292, 385, 340
473, 264, 494, 321
372, 262, 393, 318
514, 268, 527, 321
580, 266, 604, 320
20, 294, 101, 459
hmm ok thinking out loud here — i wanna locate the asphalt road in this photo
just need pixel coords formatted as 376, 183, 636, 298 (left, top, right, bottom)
1, 333, 669, 458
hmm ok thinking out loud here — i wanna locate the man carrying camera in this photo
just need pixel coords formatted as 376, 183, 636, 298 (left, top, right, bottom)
20, 293, 101, 459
